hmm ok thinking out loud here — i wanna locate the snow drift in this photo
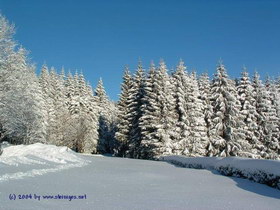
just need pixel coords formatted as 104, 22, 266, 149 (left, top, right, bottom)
0, 142, 89, 182
160, 155, 280, 189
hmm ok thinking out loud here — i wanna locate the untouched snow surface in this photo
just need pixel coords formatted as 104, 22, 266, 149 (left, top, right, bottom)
0, 143, 280, 210
0, 142, 88, 183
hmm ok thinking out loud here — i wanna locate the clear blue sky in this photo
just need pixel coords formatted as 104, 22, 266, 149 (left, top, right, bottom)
1, 0, 280, 100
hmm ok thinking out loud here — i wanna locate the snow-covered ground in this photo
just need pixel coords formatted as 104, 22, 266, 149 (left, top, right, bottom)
0, 143, 280, 210
0, 143, 88, 183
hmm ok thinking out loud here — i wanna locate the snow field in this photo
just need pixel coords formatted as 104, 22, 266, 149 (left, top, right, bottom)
0, 143, 280, 209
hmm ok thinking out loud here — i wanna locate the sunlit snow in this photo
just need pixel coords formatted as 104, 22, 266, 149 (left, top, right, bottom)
0, 143, 280, 210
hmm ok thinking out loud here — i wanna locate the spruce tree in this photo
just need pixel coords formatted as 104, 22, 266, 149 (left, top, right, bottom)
172, 60, 191, 155
78, 73, 99, 153
237, 70, 260, 158
38, 64, 52, 142
126, 62, 146, 158
115, 67, 133, 156
187, 72, 209, 156
209, 61, 245, 157
252, 73, 279, 159
95, 78, 117, 154
198, 73, 214, 154
139, 60, 177, 159
139, 62, 158, 158
65, 72, 99, 153
264, 77, 279, 158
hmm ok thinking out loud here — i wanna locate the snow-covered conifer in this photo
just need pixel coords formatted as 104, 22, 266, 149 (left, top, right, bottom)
126, 62, 146, 158
198, 73, 213, 146
209, 61, 245, 157
115, 67, 133, 156
64, 72, 99, 153
78, 73, 99, 153
186, 72, 209, 156
236, 70, 260, 158
0, 15, 47, 144
172, 60, 190, 155
252, 73, 279, 158
0, 47, 46, 144
139, 60, 177, 159
262, 77, 279, 158
95, 78, 117, 153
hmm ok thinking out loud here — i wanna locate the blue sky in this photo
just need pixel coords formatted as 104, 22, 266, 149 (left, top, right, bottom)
1, 0, 280, 100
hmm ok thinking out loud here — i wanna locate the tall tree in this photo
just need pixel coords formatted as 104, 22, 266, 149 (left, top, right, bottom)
264, 77, 279, 158
139, 60, 177, 159
115, 67, 133, 156
126, 61, 146, 158
198, 73, 213, 151
252, 73, 279, 158
0, 15, 46, 144
186, 72, 209, 156
95, 78, 117, 153
65, 72, 99, 153
237, 70, 260, 158
209, 61, 245, 157
172, 60, 191, 155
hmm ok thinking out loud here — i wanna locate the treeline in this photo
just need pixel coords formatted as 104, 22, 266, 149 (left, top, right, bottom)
0, 15, 279, 160
115, 61, 280, 159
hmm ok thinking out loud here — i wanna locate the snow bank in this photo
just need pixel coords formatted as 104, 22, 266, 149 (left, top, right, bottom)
160, 155, 280, 189
0, 142, 89, 182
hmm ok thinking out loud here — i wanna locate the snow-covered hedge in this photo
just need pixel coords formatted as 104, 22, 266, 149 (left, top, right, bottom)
160, 155, 280, 190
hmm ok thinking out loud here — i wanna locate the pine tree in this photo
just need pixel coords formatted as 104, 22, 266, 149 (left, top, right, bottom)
274, 77, 280, 118
186, 72, 209, 156
39, 64, 52, 140
115, 67, 134, 156
126, 61, 146, 158
52, 68, 70, 146
276, 76, 280, 94
264, 77, 279, 158
138, 62, 158, 158
139, 60, 177, 159
79, 73, 99, 153
237, 70, 260, 158
252, 73, 279, 159
172, 60, 191, 155
95, 78, 109, 153
209, 61, 245, 157
65, 72, 99, 153
95, 78, 117, 153
63, 71, 80, 149
198, 73, 213, 152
